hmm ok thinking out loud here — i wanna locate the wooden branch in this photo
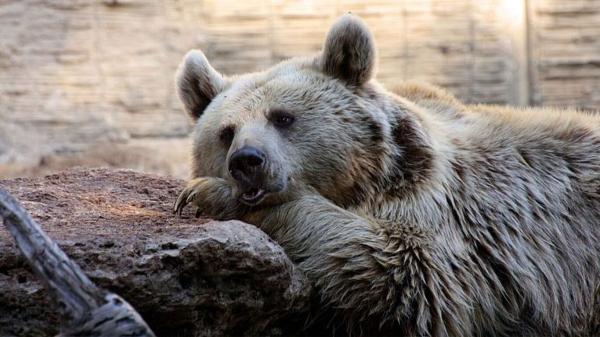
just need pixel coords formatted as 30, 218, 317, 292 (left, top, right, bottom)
0, 189, 155, 337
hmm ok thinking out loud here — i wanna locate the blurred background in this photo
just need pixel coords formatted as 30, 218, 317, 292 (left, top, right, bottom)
0, 0, 598, 179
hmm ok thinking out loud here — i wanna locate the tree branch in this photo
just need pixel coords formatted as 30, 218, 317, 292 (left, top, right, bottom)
0, 188, 155, 337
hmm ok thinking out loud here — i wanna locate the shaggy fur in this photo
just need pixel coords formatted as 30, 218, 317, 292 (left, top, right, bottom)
174, 14, 600, 337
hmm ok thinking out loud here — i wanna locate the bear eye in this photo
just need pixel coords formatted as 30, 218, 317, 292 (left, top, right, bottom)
270, 110, 295, 128
219, 125, 235, 145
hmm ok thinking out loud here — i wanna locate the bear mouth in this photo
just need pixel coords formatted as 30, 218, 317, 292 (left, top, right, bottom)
240, 188, 266, 206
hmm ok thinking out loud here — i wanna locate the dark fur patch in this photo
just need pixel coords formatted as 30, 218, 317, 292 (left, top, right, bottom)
362, 115, 385, 143
335, 112, 388, 207
387, 117, 434, 195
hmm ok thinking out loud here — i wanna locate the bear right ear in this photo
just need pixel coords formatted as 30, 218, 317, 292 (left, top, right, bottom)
176, 50, 226, 120
321, 14, 376, 86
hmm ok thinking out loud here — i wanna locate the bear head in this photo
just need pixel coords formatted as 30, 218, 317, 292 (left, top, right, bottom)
175, 15, 411, 207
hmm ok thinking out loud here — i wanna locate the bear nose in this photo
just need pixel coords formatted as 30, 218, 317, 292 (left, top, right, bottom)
229, 146, 266, 181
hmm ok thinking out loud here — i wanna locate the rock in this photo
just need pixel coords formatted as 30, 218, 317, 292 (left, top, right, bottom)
0, 168, 312, 337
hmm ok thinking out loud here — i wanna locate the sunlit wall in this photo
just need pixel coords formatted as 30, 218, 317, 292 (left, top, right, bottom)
0, 0, 598, 178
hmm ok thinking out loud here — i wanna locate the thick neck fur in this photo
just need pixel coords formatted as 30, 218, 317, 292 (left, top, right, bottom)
338, 83, 443, 209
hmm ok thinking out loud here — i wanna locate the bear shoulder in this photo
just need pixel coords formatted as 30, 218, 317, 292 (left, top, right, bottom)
390, 82, 465, 118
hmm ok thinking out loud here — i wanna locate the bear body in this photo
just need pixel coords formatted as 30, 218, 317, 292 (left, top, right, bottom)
174, 15, 600, 337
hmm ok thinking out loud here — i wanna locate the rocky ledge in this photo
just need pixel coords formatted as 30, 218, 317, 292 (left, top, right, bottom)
0, 168, 312, 337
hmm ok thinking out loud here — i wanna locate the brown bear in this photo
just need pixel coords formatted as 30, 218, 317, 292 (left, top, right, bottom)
173, 14, 600, 337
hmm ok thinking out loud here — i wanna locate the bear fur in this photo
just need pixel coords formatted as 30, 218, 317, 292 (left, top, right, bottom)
174, 15, 600, 337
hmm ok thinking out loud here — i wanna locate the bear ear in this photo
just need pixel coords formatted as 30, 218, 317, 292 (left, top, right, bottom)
321, 14, 376, 86
176, 50, 226, 120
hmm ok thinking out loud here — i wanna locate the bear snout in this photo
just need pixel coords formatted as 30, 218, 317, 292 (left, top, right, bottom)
228, 146, 267, 186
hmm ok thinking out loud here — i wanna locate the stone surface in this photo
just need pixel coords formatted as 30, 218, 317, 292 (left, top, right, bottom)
0, 168, 312, 337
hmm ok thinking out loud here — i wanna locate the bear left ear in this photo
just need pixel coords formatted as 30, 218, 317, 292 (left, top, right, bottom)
176, 50, 226, 120
321, 14, 376, 86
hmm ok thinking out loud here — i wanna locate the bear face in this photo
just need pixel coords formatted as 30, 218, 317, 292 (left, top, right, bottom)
176, 15, 393, 207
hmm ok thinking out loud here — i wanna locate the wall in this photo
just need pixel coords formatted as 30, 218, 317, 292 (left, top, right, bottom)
528, 0, 600, 110
0, 0, 206, 178
202, 0, 524, 104
0, 0, 597, 178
